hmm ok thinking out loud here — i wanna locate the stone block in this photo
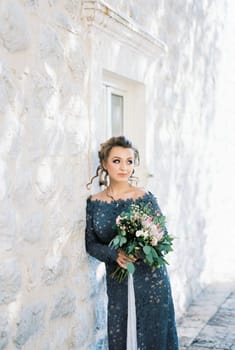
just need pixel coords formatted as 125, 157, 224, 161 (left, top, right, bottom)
0, 64, 9, 115
24, 0, 39, 9
29, 326, 69, 350
0, 315, 8, 350
31, 72, 55, 114
25, 258, 37, 291
0, 333, 8, 350
39, 26, 64, 68
0, 0, 31, 52
41, 256, 69, 286
0, 259, 21, 304
34, 160, 57, 203
64, 0, 82, 18
70, 302, 95, 348
0, 160, 8, 201
14, 303, 46, 348
51, 289, 76, 319
22, 211, 43, 243
65, 43, 87, 82
0, 203, 16, 254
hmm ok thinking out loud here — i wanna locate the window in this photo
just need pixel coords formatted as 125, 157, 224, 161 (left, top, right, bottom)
110, 92, 124, 136
103, 83, 128, 138
103, 70, 147, 186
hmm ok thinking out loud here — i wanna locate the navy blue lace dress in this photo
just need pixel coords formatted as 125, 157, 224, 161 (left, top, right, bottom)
85, 192, 179, 350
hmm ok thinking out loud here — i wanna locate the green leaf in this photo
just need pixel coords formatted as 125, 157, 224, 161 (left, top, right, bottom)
143, 245, 151, 255
146, 254, 153, 264
151, 248, 158, 259
113, 237, 120, 246
127, 262, 135, 274
119, 236, 127, 246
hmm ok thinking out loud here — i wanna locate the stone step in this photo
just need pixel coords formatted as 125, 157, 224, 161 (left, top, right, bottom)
177, 282, 235, 349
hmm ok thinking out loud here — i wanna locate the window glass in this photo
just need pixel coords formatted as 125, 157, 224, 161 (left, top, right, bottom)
111, 93, 123, 136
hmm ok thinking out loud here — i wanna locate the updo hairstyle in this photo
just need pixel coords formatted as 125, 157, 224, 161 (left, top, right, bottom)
87, 136, 140, 188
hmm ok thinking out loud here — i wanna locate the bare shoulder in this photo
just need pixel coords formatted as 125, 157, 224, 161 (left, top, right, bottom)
133, 186, 148, 199
90, 190, 106, 201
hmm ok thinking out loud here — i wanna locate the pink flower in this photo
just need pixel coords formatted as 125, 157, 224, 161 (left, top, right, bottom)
151, 236, 158, 246
142, 216, 153, 228
150, 224, 163, 240
116, 216, 121, 225
149, 224, 158, 236
157, 230, 163, 240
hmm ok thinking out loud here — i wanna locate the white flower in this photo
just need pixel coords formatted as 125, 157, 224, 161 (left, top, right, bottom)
136, 230, 144, 237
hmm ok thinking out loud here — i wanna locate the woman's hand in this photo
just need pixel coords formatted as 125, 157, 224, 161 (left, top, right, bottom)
116, 250, 136, 269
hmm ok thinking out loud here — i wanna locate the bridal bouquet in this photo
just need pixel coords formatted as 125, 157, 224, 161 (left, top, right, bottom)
109, 202, 174, 282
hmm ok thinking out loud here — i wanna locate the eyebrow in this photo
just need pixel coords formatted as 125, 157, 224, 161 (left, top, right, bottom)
111, 156, 134, 159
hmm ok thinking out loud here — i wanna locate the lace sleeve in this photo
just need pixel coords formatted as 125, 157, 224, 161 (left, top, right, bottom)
85, 198, 118, 263
147, 192, 168, 236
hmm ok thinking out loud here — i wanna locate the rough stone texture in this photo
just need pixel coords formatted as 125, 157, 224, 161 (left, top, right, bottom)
0, 1, 31, 52
0, 205, 16, 252
42, 256, 69, 286
201, 1, 235, 285
0, 0, 230, 348
50, 289, 76, 319
0, 259, 21, 304
0, 315, 8, 350
0, 0, 89, 347
14, 303, 46, 348
155, 1, 227, 314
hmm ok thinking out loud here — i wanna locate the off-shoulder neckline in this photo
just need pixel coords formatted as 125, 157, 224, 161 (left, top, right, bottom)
87, 191, 153, 205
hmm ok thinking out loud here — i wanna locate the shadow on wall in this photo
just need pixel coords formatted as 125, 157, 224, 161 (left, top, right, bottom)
201, 0, 235, 285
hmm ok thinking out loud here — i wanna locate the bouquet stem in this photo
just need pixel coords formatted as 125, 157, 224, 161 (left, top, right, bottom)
111, 266, 128, 283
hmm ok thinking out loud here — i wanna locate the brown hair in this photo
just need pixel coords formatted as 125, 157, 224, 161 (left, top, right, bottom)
87, 136, 140, 188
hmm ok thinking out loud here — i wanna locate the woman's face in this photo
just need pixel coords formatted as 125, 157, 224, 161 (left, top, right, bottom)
103, 146, 135, 184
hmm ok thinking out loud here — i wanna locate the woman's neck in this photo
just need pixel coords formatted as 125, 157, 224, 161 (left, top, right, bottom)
106, 182, 133, 200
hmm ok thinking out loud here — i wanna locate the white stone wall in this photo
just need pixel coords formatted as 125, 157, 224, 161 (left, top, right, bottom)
0, 0, 227, 349
202, 0, 235, 283
151, 1, 227, 312
0, 0, 96, 349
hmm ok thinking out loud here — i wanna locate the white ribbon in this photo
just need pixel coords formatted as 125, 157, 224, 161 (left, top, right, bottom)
127, 273, 137, 350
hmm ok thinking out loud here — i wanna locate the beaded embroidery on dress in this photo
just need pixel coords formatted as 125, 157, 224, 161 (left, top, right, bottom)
85, 192, 179, 350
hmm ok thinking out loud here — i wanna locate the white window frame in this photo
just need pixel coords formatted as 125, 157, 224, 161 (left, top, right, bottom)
103, 70, 147, 186
103, 85, 128, 137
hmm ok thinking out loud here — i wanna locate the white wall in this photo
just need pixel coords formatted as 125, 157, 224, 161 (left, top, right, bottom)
0, 0, 228, 349
147, 0, 228, 312
202, 0, 235, 283
0, 1, 93, 349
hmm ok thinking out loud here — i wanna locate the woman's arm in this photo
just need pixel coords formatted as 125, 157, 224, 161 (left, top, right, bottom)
85, 200, 118, 263
148, 192, 168, 236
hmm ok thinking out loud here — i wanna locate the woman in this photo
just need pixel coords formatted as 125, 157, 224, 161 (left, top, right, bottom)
85, 136, 179, 350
